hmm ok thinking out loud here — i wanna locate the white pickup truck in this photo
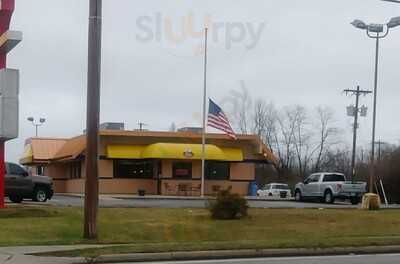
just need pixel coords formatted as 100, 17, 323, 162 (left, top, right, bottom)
294, 172, 367, 204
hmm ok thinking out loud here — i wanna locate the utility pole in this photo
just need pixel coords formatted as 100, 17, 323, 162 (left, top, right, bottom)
375, 141, 384, 162
374, 140, 387, 176
361, 148, 364, 163
344, 86, 372, 183
84, 0, 102, 239
138, 122, 148, 131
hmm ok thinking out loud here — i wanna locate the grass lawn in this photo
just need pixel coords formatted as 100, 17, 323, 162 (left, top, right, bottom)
2, 206, 400, 257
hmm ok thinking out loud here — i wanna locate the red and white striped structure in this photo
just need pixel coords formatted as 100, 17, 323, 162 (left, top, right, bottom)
0, 0, 21, 208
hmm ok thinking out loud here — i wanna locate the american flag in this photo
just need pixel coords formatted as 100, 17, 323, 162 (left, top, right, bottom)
207, 99, 237, 140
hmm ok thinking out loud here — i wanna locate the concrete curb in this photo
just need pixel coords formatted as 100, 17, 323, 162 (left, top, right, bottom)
83, 245, 400, 263
115, 196, 294, 202
55, 193, 295, 202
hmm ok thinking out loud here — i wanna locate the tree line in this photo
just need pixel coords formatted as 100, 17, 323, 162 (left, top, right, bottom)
223, 85, 400, 203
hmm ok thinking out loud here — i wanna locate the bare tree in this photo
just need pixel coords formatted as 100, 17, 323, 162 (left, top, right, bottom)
276, 107, 298, 170
223, 80, 252, 134
223, 86, 346, 180
251, 99, 282, 167
290, 105, 313, 178
253, 99, 268, 137
379, 146, 400, 203
312, 106, 339, 172
262, 102, 280, 157
321, 147, 352, 176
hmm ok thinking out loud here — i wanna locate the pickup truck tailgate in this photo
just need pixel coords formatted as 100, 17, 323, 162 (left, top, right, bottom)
341, 182, 367, 193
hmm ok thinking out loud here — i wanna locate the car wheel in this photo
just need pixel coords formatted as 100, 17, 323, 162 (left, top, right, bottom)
294, 190, 302, 202
268, 193, 273, 197
324, 190, 334, 204
9, 195, 23, 203
350, 197, 360, 205
33, 187, 48, 202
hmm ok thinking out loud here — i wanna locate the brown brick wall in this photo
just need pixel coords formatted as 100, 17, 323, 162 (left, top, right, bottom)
47, 159, 253, 196
99, 159, 113, 178
230, 163, 255, 181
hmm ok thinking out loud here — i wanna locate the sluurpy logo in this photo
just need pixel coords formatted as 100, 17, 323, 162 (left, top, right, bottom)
135, 13, 266, 55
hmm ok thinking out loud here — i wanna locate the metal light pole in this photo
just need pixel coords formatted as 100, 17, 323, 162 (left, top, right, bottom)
27, 117, 46, 137
351, 17, 400, 193
201, 28, 208, 198
84, 0, 102, 239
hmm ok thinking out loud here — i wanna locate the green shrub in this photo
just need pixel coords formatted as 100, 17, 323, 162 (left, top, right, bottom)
208, 189, 249, 220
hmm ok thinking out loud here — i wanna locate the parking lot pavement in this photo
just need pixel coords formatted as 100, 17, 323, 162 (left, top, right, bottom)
10, 195, 360, 209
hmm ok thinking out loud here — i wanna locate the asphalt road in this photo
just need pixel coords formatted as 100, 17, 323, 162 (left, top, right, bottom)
26, 194, 360, 209
121, 254, 400, 264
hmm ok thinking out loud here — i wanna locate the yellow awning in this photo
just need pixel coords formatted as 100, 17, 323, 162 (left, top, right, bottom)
107, 143, 243, 161
20, 144, 33, 164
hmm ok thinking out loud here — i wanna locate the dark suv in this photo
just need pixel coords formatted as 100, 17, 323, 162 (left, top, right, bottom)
5, 162, 54, 203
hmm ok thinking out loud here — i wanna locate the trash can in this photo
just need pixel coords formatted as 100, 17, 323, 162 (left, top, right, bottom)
248, 181, 258, 196
138, 189, 146, 196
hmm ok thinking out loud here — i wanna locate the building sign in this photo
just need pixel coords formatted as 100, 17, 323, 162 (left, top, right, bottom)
183, 148, 194, 158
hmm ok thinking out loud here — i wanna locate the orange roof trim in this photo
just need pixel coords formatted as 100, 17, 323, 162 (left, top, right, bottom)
52, 135, 86, 161
20, 130, 278, 166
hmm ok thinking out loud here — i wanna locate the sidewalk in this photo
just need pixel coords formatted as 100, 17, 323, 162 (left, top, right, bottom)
89, 245, 400, 263
2, 244, 400, 264
0, 245, 101, 264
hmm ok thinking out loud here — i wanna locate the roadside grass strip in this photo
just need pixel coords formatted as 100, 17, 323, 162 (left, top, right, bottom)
1, 206, 400, 256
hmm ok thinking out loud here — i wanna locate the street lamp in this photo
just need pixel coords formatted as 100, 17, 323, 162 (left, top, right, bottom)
351, 17, 400, 193
27, 117, 46, 137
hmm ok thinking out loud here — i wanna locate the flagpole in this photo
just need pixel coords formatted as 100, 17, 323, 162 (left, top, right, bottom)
201, 27, 208, 198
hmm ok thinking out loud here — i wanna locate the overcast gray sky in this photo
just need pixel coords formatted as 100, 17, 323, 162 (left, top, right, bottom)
5, 0, 400, 162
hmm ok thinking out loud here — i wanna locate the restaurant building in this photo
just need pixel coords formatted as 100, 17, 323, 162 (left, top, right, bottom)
20, 127, 277, 196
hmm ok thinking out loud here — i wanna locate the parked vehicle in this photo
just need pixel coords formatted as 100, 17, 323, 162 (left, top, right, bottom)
5, 162, 54, 203
294, 172, 366, 205
257, 183, 292, 198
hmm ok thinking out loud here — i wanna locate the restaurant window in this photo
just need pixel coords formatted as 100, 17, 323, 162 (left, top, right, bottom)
205, 161, 230, 180
172, 162, 192, 179
114, 160, 154, 179
70, 162, 81, 179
